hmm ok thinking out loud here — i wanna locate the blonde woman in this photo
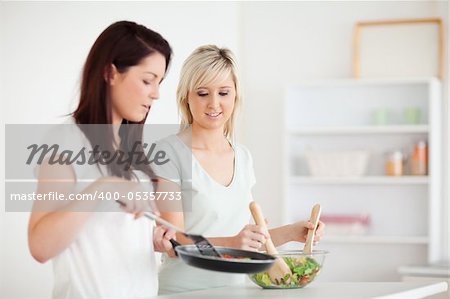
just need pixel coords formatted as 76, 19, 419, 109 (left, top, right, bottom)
153, 45, 324, 294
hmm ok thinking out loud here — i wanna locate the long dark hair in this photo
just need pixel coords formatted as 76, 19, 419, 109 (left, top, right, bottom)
72, 21, 172, 181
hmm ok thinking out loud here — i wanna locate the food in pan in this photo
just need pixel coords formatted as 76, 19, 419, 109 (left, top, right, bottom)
221, 254, 251, 260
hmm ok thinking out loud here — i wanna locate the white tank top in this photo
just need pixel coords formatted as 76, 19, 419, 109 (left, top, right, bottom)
153, 134, 256, 294
45, 119, 158, 299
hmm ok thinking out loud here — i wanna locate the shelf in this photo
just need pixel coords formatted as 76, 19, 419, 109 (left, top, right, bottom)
290, 176, 429, 185
322, 235, 429, 245
290, 77, 439, 89
398, 264, 450, 277
288, 125, 429, 135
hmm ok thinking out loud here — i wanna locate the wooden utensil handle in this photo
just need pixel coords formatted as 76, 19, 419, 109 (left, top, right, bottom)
303, 204, 322, 254
309, 204, 322, 227
249, 201, 278, 255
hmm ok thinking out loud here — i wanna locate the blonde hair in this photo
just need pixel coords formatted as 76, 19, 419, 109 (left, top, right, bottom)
177, 45, 241, 139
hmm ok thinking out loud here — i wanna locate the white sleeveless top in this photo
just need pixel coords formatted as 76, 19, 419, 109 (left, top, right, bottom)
44, 119, 158, 299
153, 134, 256, 294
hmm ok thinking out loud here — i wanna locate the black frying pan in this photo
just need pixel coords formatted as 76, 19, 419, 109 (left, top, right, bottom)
116, 201, 276, 273
170, 241, 276, 274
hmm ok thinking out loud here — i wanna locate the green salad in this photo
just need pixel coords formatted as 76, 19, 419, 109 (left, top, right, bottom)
251, 256, 321, 288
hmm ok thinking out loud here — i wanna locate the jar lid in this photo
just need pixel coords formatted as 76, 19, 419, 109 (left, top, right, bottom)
389, 151, 404, 160
416, 141, 427, 148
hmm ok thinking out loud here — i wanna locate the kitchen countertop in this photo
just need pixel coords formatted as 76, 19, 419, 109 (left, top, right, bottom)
156, 281, 448, 299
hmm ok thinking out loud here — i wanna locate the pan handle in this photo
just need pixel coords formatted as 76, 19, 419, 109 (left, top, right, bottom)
116, 200, 184, 233
117, 200, 183, 256
169, 239, 181, 256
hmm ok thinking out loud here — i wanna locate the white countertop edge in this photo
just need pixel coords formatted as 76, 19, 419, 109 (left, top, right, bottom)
374, 282, 448, 299
155, 281, 449, 299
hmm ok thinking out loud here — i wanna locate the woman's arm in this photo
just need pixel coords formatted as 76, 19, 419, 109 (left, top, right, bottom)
156, 178, 269, 255
29, 210, 95, 263
28, 162, 147, 263
268, 220, 325, 248
156, 177, 324, 252
160, 210, 269, 254
28, 161, 96, 263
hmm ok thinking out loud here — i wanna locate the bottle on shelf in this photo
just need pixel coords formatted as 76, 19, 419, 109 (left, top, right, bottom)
411, 141, 428, 175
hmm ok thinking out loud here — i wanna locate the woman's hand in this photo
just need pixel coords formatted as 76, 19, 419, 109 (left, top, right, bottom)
153, 225, 176, 253
231, 224, 270, 251
290, 220, 325, 244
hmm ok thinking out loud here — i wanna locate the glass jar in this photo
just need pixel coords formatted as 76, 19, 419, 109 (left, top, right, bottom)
386, 151, 404, 176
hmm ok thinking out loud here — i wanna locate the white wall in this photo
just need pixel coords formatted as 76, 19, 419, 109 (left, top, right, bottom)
239, 0, 449, 250
1, 1, 448, 298
1, 2, 240, 125
0, 2, 239, 298
438, 0, 450, 263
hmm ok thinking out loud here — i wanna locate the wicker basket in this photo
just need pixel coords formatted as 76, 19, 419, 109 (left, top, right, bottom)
304, 150, 370, 177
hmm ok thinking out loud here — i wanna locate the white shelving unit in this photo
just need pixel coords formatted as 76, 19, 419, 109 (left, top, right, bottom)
324, 235, 429, 245
289, 125, 429, 135
282, 78, 442, 282
290, 176, 429, 185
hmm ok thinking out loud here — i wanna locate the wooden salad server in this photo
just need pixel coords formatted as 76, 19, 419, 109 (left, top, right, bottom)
303, 204, 322, 254
250, 201, 292, 284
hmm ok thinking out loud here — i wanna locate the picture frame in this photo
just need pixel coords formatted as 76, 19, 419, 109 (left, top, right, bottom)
353, 18, 445, 79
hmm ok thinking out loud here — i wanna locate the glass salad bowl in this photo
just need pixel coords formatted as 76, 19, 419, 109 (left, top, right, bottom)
248, 250, 328, 289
